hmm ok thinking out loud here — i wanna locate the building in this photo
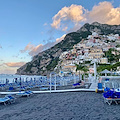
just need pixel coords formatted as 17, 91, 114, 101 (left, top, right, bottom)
100, 58, 108, 64
89, 47, 104, 59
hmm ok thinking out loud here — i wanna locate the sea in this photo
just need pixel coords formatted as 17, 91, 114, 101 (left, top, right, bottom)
0, 74, 46, 84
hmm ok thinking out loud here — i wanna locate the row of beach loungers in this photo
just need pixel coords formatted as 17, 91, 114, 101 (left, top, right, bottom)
103, 87, 120, 105
0, 91, 33, 105
0, 76, 79, 91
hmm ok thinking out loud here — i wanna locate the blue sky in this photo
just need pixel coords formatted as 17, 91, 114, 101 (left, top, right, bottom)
0, 0, 120, 74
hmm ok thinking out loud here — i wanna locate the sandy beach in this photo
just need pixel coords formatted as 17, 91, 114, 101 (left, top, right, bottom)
0, 92, 120, 120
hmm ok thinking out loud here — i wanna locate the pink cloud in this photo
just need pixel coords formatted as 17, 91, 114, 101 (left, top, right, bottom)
4, 62, 26, 67
87, 1, 120, 25
51, 2, 120, 32
21, 34, 66, 56
51, 4, 86, 31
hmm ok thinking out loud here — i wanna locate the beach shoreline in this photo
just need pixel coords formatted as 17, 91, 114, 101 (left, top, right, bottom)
0, 92, 120, 120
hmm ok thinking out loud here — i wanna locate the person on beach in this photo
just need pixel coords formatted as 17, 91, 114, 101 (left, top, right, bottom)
78, 80, 82, 83
6, 79, 9, 84
73, 80, 84, 87
78, 80, 84, 86
19, 77, 22, 86
15, 78, 17, 83
98, 77, 102, 83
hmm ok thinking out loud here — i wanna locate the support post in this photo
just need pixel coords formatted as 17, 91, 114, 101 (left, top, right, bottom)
74, 74, 76, 84
94, 61, 97, 83
50, 73, 51, 93
54, 74, 56, 91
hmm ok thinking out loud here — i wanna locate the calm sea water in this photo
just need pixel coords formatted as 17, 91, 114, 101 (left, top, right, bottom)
0, 74, 46, 84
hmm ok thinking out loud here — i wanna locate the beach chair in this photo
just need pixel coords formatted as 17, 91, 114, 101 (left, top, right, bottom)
5, 95, 16, 103
25, 91, 33, 95
73, 83, 80, 87
40, 87, 49, 90
73, 81, 85, 88
103, 88, 120, 105
20, 86, 26, 91
16, 91, 31, 97
8, 87, 14, 91
0, 97, 10, 105
103, 95, 120, 105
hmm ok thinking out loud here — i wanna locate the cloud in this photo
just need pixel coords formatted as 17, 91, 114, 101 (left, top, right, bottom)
0, 67, 17, 74
0, 63, 19, 74
0, 59, 3, 62
43, 23, 48, 26
51, 4, 86, 31
51, 2, 120, 32
4, 62, 26, 67
0, 45, 2, 49
29, 44, 44, 56
62, 26, 68, 31
21, 34, 66, 56
87, 1, 120, 25
56, 34, 66, 42
20, 43, 35, 53
0, 63, 4, 66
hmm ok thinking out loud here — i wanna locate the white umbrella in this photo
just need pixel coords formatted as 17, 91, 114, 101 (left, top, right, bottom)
100, 69, 111, 76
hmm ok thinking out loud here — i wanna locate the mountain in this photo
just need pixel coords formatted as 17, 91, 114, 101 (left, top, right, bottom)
16, 22, 120, 75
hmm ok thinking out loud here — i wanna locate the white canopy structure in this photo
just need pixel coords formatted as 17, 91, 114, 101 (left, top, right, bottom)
100, 69, 111, 76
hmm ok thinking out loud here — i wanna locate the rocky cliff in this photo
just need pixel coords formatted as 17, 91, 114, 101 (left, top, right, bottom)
17, 22, 120, 75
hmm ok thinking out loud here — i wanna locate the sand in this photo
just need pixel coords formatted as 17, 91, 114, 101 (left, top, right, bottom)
0, 92, 120, 120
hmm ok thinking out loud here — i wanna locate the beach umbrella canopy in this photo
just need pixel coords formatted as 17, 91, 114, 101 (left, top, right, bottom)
100, 69, 111, 76
100, 69, 111, 74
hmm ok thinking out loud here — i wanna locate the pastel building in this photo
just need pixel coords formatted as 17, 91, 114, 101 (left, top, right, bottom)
89, 47, 104, 59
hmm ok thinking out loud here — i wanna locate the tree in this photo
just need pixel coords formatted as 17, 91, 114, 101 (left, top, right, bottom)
75, 63, 88, 81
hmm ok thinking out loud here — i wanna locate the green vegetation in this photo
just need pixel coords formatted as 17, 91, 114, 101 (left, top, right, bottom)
84, 61, 91, 64
25, 63, 33, 72
104, 48, 115, 62
97, 64, 111, 73
75, 63, 88, 81
46, 57, 59, 71
97, 62, 120, 73
116, 44, 120, 48
104, 48, 120, 63
54, 31, 91, 52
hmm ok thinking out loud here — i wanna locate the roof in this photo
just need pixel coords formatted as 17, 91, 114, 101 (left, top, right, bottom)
100, 69, 111, 74
63, 64, 76, 68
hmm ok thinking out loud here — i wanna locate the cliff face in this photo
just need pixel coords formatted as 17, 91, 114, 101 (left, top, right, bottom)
77, 22, 120, 35
17, 22, 120, 75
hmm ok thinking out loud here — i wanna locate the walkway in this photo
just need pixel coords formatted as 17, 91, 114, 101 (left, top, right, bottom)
89, 82, 97, 89
0, 88, 96, 95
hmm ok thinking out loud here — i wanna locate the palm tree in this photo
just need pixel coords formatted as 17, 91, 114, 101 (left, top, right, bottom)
75, 63, 88, 81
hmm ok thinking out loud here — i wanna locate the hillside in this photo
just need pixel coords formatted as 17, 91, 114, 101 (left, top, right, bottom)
16, 22, 120, 75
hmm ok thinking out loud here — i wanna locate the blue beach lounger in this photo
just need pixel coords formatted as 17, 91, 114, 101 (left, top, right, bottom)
8, 87, 14, 91
0, 97, 10, 105
73, 83, 80, 86
5, 95, 16, 103
16, 91, 31, 97
103, 88, 120, 105
73, 83, 82, 88
25, 91, 33, 95
40, 87, 49, 90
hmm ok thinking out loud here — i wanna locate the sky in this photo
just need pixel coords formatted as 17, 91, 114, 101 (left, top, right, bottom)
0, 0, 120, 74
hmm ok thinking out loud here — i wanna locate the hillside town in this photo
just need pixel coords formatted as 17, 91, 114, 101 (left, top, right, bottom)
56, 32, 120, 75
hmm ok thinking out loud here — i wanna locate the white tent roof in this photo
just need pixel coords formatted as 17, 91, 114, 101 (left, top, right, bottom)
100, 69, 111, 74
